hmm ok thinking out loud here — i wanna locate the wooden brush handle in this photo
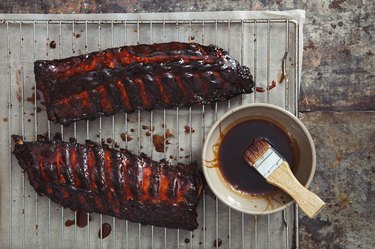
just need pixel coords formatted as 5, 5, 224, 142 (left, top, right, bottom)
267, 162, 325, 218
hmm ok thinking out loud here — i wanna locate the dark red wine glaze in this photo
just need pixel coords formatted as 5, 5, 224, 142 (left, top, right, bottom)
218, 119, 298, 194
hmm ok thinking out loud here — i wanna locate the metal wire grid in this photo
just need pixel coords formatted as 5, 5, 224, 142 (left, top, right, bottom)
0, 15, 300, 249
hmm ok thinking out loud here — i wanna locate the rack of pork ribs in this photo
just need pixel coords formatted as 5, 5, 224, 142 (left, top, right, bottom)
12, 135, 204, 230
34, 42, 254, 126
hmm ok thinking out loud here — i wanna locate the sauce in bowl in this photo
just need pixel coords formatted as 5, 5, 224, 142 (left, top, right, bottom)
218, 118, 299, 195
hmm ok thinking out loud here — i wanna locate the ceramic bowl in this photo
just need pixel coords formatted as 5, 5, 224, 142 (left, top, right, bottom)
202, 103, 316, 215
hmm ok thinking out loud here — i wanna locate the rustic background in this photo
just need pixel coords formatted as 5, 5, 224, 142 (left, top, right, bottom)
1, 1, 374, 248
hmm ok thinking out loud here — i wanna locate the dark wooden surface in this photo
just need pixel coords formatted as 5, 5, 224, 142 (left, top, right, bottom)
1, 1, 374, 248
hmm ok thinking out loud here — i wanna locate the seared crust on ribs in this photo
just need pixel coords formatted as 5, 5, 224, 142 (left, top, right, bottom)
34, 42, 254, 126
12, 135, 204, 230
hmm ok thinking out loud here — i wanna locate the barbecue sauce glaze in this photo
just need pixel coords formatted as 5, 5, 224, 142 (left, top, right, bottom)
218, 118, 299, 195
12, 135, 203, 230
34, 42, 254, 126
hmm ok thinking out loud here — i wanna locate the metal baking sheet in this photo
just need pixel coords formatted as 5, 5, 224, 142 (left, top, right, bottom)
0, 11, 304, 249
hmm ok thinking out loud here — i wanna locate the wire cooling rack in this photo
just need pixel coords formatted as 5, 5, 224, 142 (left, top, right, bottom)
0, 12, 302, 249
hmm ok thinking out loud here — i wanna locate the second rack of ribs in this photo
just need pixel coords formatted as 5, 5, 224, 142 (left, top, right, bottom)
35, 42, 254, 126
12, 135, 203, 230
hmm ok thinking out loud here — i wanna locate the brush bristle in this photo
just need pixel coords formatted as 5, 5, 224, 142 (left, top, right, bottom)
12, 135, 24, 145
243, 137, 271, 166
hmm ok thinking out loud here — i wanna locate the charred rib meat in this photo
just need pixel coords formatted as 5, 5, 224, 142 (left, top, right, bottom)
35, 42, 254, 126
12, 135, 204, 230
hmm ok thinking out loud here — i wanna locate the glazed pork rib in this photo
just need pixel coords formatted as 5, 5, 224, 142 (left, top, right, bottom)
35, 42, 254, 126
12, 135, 204, 230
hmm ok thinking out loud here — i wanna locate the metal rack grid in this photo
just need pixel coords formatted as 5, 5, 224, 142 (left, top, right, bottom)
0, 13, 301, 249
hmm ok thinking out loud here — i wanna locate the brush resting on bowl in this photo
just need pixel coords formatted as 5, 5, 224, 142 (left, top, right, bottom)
202, 103, 317, 215
218, 118, 299, 195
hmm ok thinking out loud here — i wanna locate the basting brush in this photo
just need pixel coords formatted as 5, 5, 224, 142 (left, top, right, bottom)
243, 137, 325, 218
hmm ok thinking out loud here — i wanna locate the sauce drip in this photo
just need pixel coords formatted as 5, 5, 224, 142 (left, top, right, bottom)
49, 41, 56, 49
76, 210, 91, 228
64, 210, 91, 228
65, 220, 74, 227
218, 119, 298, 194
213, 239, 222, 247
98, 223, 112, 239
